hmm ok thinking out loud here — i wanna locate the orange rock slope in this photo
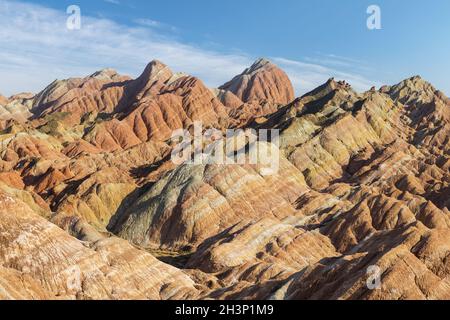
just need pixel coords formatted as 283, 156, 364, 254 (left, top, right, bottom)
0, 58, 449, 300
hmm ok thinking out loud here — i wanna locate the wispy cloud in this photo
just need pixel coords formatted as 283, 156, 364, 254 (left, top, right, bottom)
0, 0, 380, 97
274, 57, 383, 94
134, 18, 161, 28
103, 0, 120, 5
133, 18, 177, 32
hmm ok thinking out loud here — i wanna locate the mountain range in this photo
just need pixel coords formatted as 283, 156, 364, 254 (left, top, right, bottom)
0, 58, 449, 300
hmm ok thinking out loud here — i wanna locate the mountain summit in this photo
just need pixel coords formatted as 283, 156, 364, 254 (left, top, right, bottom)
220, 58, 295, 105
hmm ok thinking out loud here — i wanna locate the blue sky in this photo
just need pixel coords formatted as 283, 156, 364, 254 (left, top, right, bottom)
0, 0, 449, 96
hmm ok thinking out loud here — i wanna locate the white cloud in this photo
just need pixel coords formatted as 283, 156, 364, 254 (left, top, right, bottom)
133, 18, 178, 32
0, 0, 380, 97
274, 57, 383, 94
103, 0, 120, 5
134, 18, 161, 28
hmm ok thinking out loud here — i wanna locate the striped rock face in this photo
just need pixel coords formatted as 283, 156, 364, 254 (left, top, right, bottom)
0, 192, 199, 300
0, 59, 450, 300
0, 94, 8, 106
220, 58, 295, 105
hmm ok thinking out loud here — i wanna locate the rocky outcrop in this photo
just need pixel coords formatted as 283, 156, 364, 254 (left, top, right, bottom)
0, 94, 34, 130
120, 74, 230, 142
32, 71, 131, 126
0, 192, 199, 300
109, 156, 307, 250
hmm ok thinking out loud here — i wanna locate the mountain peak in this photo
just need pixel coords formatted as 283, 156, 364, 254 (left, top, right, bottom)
247, 58, 272, 72
219, 58, 294, 105
400, 75, 431, 87
89, 68, 120, 81
146, 59, 167, 69
388, 75, 437, 105
301, 77, 355, 100
139, 60, 173, 84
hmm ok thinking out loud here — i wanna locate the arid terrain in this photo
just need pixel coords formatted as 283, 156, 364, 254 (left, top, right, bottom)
0, 58, 449, 300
